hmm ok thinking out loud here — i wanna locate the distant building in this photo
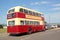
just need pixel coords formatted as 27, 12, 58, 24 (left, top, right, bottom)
3, 26, 7, 28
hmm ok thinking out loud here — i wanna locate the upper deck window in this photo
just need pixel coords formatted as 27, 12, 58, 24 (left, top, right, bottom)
20, 8, 23, 12
39, 14, 41, 17
36, 13, 38, 16
24, 9, 28, 14
7, 13, 14, 18
29, 11, 32, 15
33, 12, 36, 16
41, 14, 44, 17
8, 9, 15, 13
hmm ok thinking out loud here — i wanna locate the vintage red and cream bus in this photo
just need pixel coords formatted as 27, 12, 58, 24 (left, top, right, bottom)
7, 6, 45, 34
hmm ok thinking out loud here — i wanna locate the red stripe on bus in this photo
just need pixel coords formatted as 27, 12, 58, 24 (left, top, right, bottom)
7, 12, 44, 20
7, 25, 45, 34
7, 12, 26, 19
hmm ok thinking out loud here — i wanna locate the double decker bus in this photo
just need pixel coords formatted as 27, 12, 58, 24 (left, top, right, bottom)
7, 6, 45, 35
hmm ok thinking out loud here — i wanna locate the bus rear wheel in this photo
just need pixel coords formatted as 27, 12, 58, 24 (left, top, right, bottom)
28, 28, 32, 34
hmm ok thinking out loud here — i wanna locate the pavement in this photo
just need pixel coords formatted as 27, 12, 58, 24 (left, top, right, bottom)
0, 28, 60, 40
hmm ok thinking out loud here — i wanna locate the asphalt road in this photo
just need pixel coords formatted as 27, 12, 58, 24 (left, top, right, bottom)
0, 28, 60, 40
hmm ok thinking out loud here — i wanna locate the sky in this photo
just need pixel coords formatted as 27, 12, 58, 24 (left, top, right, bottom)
0, 0, 60, 24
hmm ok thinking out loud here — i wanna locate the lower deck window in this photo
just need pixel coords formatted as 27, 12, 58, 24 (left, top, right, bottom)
20, 20, 40, 25
30, 21, 33, 25
34, 21, 40, 25
20, 21, 24, 25
25, 21, 29, 25
8, 21, 15, 26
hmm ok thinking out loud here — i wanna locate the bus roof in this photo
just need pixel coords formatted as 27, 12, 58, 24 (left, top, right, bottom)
8, 6, 43, 14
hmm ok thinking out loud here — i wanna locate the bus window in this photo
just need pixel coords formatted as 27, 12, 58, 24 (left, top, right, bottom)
8, 9, 15, 13
20, 8, 23, 12
34, 12, 36, 16
25, 21, 29, 25
8, 21, 15, 26
33, 12, 36, 16
36, 13, 38, 16
30, 21, 33, 25
36, 22, 40, 25
7, 13, 14, 18
39, 14, 41, 17
34, 21, 40, 25
34, 21, 37, 25
20, 21, 24, 25
41, 14, 44, 17
24, 9, 28, 14
29, 11, 32, 15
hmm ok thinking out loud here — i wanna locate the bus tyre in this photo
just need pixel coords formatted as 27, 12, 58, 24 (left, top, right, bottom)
39, 30, 42, 32
9, 34, 14, 36
28, 28, 32, 34
42, 29, 46, 32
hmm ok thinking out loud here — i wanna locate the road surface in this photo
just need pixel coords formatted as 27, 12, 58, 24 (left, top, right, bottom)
0, 28, 60, 40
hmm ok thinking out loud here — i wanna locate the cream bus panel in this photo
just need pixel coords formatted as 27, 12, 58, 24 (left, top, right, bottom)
15, 8, 19, 12
7, 18, 19, 26
7, 18, 42, 26
40, 21, 44, 25
26, 14, 42, 20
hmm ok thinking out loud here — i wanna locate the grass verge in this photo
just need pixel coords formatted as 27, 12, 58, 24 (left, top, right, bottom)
0, 28, 7, 33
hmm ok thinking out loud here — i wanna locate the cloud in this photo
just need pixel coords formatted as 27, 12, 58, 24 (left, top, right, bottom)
41, 1, 48, 4
51, 7, 60, 10
52, 3, 60, 6
30, 1, 48, 5
48, 7, 60, 11
30, 2, 40, 5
